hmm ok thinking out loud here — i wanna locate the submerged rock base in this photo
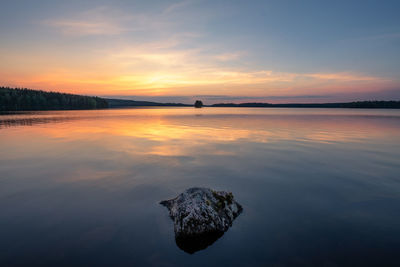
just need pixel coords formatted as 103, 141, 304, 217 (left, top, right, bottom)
160, 187, 242, 253
175, 231, 224, 254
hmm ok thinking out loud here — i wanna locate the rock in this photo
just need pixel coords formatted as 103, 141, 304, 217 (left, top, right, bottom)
160, 187, 242, 253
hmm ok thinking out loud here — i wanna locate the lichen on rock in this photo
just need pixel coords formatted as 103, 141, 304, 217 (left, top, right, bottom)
160, 187, 242, 253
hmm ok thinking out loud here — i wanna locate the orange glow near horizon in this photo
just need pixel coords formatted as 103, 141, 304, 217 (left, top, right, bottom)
0, 63, 396, 101
0, 35, 397, 101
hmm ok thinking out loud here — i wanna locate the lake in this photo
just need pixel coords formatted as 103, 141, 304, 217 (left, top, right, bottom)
1, 107, 400, 266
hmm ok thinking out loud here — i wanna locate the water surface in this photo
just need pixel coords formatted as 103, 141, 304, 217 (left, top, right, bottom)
1, 108, 400, 266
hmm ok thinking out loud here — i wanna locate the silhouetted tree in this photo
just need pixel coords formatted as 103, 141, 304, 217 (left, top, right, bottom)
194, 100, 203, 108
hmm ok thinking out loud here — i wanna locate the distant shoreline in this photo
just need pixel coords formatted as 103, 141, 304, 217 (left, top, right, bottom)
1, 87, 400, 111
109, 100, 400, 109
107, 99, 400, 109
210, 101, 400, 109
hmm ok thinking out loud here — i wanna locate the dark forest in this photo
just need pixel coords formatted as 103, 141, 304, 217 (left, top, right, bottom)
0, 87, 108, 111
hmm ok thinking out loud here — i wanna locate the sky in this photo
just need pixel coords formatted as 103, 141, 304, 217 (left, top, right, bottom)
0, 0, 399, 104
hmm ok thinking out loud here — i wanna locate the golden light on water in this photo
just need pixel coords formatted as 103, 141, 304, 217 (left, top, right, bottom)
1, 108, 399, 160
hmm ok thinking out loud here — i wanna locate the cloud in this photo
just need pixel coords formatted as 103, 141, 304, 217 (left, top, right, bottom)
214, 52, 243, 61
45, 20, 126, 35
43, 6, 138, 36
163, 0, 196, 14
43, 3, 202, 36
106, 43, 387, 87
305, 72, 381, 82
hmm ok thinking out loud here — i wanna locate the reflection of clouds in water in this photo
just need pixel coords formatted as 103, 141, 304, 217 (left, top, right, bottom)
1, 108, 400, 159
1, 108, 400, 265
2, 108, 399, 189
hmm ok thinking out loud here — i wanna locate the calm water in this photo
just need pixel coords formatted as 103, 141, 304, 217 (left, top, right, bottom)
1, 107, 400, 266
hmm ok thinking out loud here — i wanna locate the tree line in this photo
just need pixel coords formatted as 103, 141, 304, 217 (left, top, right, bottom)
0, 87, 108, 111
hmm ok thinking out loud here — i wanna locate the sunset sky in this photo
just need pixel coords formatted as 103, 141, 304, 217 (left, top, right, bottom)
1, 0, 399, 103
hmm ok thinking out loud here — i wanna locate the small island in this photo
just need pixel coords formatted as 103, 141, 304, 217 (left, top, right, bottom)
194, 100, 203, 108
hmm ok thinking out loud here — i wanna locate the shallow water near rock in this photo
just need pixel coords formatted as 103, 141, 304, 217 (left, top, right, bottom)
1, 107, 400, 266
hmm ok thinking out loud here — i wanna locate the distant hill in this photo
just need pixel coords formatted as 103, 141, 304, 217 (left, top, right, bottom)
0, 87, 108, 111
211, 101, 400, 109
106, 98, 190, 108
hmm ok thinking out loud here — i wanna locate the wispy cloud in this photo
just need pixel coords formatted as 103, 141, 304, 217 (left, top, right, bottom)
163, 0, 196, 14
45, 20, 126, 35
214, 52, 243, 61
305, 72, 381, 82
104, 40, 385, 87
43, 6, 140, 36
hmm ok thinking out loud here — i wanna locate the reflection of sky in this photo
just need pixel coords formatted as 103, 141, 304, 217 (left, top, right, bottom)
1, 1, 400, 102
1, 108, 400, 265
